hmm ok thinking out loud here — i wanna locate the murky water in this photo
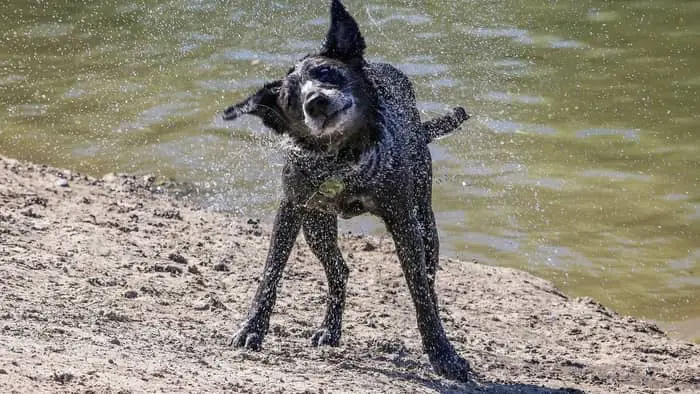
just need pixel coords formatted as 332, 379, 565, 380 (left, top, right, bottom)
1, 0, 698, 339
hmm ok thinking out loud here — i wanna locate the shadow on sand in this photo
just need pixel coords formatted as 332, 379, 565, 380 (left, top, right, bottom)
345, 363, 585, 394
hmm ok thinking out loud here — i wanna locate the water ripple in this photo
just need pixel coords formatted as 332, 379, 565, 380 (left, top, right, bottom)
219, 49, 297, 66
533, 245, 593, 268
463, 26, 586, 49
479, 91, 546, 105
198, 78, 268, 91
483, 118, 557, 135
580, 169, 652, 182
464, 231, 521, 253
576, 128, 640, 142
394, 63, 448, 77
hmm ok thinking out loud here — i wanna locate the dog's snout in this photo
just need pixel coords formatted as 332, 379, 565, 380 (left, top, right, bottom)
305, 93, 330, 118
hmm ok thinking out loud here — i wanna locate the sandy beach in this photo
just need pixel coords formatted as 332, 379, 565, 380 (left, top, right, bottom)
0, 155, 698, 393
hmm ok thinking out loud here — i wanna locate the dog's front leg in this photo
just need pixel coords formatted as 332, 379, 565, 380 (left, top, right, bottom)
382, 209, 471, 381
302, 210, 348, 347
231, 200, 302, 350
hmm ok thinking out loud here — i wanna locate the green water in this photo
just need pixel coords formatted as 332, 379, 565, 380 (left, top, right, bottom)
1, 1, 698, 339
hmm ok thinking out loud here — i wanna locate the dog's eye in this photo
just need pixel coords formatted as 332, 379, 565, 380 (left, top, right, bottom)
311, 66, 345, 86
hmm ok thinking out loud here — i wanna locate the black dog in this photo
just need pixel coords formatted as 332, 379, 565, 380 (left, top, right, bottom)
223, 0, 471, 381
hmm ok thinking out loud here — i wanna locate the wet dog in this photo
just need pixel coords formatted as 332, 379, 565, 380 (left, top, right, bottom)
223, 0, 471, 381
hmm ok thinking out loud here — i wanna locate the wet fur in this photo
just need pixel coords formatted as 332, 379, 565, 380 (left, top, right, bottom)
222, 0, 471, 381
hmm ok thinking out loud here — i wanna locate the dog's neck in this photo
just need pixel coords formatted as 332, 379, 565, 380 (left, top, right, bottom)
288, 121, 379, 162
287, 115, 395, 189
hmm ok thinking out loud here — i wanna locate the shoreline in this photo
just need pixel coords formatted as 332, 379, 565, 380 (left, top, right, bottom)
1, 155, 698, 393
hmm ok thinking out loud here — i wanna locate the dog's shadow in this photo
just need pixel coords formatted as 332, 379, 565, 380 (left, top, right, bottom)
342, 363, 585, 394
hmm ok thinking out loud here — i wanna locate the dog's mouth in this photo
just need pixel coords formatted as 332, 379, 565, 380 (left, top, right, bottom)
320, 101, 353, 129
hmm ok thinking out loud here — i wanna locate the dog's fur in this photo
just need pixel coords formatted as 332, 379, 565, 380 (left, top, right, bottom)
223, 0, 471, 380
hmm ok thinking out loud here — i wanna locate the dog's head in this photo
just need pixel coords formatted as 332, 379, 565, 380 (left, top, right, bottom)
223, 0, 377, 153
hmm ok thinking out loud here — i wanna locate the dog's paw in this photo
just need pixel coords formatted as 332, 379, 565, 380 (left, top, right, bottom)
230, 324, 263, 350
431, 352, 471, 382
310, 327, 341, 347
452, 107, 471, 123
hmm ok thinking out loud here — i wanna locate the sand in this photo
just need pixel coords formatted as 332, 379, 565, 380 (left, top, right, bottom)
0, 155, 698, 393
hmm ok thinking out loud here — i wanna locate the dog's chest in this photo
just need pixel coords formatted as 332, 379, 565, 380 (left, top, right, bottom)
283, 152, 381, 219
305, 183, 375, 219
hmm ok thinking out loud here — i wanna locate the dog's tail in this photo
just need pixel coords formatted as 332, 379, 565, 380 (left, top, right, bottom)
420, 107, 470, 143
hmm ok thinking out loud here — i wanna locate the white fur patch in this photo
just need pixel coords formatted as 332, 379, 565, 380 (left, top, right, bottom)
300, 80, 355, 136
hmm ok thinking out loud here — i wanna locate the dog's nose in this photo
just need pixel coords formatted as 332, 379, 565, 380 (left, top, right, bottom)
304, 93, 330, 118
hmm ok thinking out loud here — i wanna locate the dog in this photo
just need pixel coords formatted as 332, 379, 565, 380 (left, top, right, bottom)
222, 0, 471, 381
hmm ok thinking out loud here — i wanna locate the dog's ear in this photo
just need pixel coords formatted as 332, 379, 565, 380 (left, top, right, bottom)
222, 80, 287, 134
320, 0, 365, 62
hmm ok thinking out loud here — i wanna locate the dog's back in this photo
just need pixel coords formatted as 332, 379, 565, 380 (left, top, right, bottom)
365, 62, 468, 144
364, 62, 421, 128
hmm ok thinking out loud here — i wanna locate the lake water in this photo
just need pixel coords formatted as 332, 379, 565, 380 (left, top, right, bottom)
0, 0, 698, 340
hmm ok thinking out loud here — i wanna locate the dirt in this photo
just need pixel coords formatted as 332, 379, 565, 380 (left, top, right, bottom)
0, 154, 698, 393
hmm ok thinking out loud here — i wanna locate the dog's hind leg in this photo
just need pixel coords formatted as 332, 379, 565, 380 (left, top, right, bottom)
231, 200, 302, 350
418, 204, 440, 308
382, 206, 470, 381
302, 210, 348, 347
413, 149, 441, 308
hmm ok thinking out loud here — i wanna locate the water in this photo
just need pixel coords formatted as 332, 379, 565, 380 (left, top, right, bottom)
0, 0, 698, 340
